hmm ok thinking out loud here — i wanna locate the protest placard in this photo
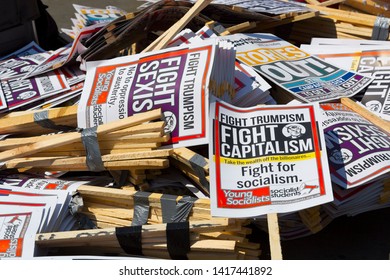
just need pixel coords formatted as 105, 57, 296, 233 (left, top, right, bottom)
167, 26, 273, 106
309, 38, 390, 46
0, 51, 51, 81
25, 24, 105, 79
325, 180, 390, 218
0, 205, 43, 259
73, 4, 127, 26
301, 43, 390, 120
0, 174, 90, 232
218, 33, 373, 103
0, 173, 86, 192
209, 97, 333, 217
0, 42, 45, 61
78, 40, 235, 148
321, 103, 390, 189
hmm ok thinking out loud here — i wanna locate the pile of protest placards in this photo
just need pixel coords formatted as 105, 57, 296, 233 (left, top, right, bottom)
0, 23, 106, 113
0, 173, 96, 258
0, 0, 389, 260
301, 38, 390, 120
45, 184, 261, 259
62, 4, 128, 39
217, 33, 373, 104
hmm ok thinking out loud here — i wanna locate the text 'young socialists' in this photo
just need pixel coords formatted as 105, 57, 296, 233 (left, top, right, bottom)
0, 216, 23, 258
90, 69, 116, 126
223, 188, 271, 207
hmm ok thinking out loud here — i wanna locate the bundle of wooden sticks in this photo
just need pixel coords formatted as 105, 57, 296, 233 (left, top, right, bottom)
36, 218, 261, 260
36, 182, 261, 260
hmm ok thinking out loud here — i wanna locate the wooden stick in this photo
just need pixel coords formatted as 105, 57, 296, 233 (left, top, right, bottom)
171, 147, 209, 174
142, 0, 213, 52
338, 3, 362, 12
85, 233, 200, 247
335, 31, 366, 39
319, 0, 346, 6
22, 159, 169, 172
170, 158, 210, 195
105, 122, 165, 137
335, 22, 372, 37
39, 239, 240, 257
0, 109, 162, 162
38, 137, 165, 152
144, 239, 237, 252
0, 133, 167, 151
85, 201, 208, 223
82, 194, 211, 217
307, 4, 378, 27
267, 213, 283, 260
0, 122, 165, 149
200, 232, 247, 242
76, 185, 211, 209
143, 250, 240, 260
340, 98, 390, 134
35, 218, 234, 246
33, 148, 154, 157
344, 0, 390, 17
235, 241, 261, 250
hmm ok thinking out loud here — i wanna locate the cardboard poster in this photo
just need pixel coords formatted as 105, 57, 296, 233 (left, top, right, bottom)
219, 33, 373, 103
321, 103, 390, 189
78, 40, 235, 148
0, 210, 41, 259
209, 98, 333, 217
0, 70, 69, 111
301, 44, 390, 120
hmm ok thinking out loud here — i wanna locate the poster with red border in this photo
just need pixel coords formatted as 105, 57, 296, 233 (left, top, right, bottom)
0, 206, 43, 259
321, 103, 390, 189
78, 41, 217, 148
209, 98, 333, 217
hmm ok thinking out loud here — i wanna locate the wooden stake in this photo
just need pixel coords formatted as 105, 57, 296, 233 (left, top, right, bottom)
305, 0, 321, 4
0, 105, 78, 135
307, 4, 377, 27
338, 4, 359, 12
344, 0, 390, 17
319, 0, 346, 6
221, 21, 257, 36
76, 185, 211, 209
171, 147, 209, 174
267, 213, 283, 260
36, 218, 233, 246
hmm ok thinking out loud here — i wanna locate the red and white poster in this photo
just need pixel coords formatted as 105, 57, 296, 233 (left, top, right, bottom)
209, 98, 333, 217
